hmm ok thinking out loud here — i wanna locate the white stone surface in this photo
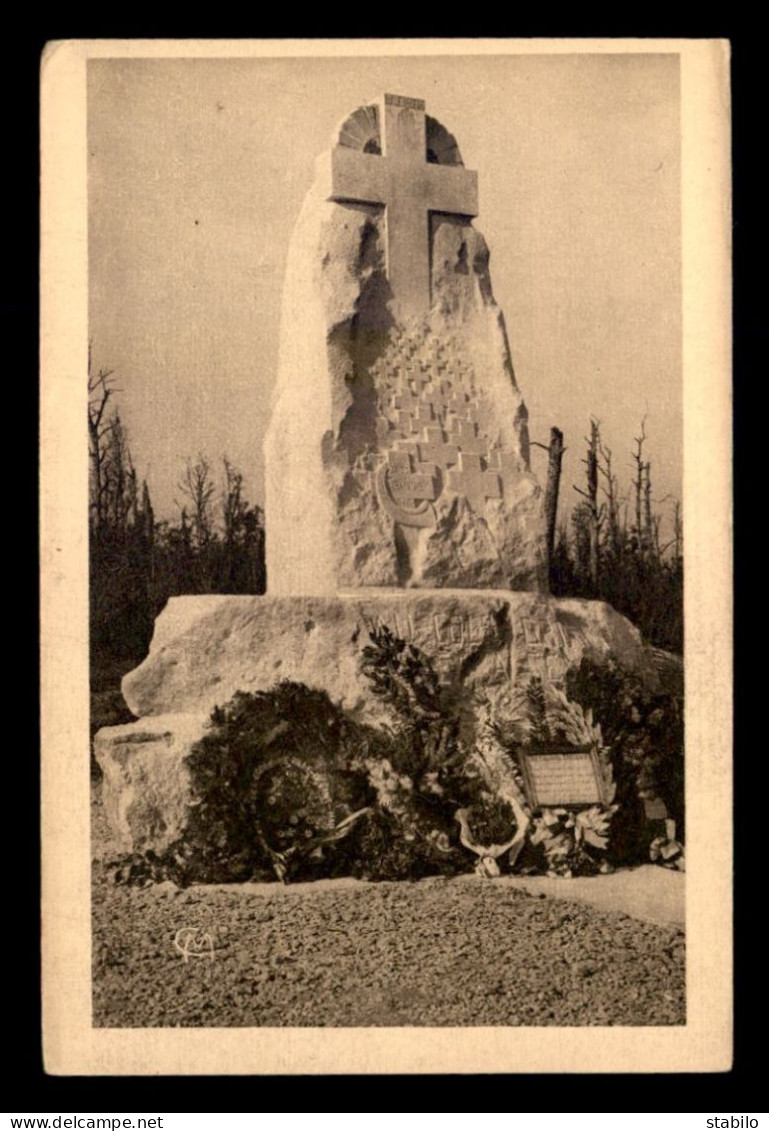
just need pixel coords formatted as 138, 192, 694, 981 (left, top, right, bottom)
122, 591, 657, 724
495, 866, 685, 929
94, 713, 208, 853
321, 93, 478, 320
264, 95, 548, 596
101, 589, 674, 855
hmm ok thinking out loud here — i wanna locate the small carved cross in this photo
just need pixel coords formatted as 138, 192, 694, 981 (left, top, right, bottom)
447, 452, 502, 512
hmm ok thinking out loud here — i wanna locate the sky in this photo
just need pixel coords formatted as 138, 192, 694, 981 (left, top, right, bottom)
88, 50, 681, 536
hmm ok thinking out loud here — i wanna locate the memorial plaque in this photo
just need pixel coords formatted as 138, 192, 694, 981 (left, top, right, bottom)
519, 747, 607, 809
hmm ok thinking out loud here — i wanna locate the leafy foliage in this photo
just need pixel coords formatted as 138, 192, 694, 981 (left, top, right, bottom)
108, 684, 379, 886
565, 656, 684, 861
361, 621, 444, 720
357, 621, 487, 876
107, 664, 479, 887
185, 683, 380, 882
338, 807, 463, 882
525, 677, 550, 745
358, 633, 624, 876
529, 805, 618, 877
104, 628, 683, 888
359, 621, 473, 805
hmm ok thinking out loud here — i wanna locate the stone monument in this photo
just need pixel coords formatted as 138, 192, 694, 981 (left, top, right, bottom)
266, 93, 545, 593
95, 95, 668, 853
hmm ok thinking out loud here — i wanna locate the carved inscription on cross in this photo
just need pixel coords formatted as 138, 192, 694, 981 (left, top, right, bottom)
318, 94, 478, 319
376, 447, 437, 528
385, 450, 437, 509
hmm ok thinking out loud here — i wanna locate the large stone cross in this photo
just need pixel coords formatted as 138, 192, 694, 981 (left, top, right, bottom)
318, 93, 479, 320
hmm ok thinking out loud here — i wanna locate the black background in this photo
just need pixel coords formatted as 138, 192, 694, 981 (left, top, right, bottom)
17, 18, 753, 1107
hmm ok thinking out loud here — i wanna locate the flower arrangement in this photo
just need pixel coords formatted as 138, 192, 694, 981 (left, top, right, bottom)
530, 804, 618, 877
105, 631, 635, 887
565, 656, 684, 860
649, 833, 685, 871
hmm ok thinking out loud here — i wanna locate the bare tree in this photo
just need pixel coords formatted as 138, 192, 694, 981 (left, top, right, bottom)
658, 499, 683, 564
643, 455, 655, 557
88, 350, 157, 675
597, 436, 624, 561
632, 418, 649, 559
222, 457, 245, 548
221, 456, 266, 593
672, 500, 683, 564
532, 426, 565, 579
88, 350, 145, 539
105, 415, 137, 531
177, 454, 216, 551
571, 501, 592, 585
573, 418, 604, 590
88, 347, 121, 533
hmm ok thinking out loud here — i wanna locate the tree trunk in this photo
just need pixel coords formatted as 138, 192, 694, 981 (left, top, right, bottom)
587, 423, 599, 591
544, 426, 564, 579
643, 461, 655, 557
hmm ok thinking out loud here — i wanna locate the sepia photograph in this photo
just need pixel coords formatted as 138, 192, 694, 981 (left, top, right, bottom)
41, 38, 731, 1074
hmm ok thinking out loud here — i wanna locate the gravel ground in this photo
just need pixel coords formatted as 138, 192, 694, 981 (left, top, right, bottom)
91, 784, 685, 1028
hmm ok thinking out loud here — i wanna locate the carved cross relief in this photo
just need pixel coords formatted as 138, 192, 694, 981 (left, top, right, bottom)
319, 93, 478, 319
371, 327, 511, 527
320, 95, 518, 531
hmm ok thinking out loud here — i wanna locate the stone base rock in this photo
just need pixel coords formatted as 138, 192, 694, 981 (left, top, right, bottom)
94, 591, 669, 855
121, 590, 657, 723
94, 713, 207, 853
